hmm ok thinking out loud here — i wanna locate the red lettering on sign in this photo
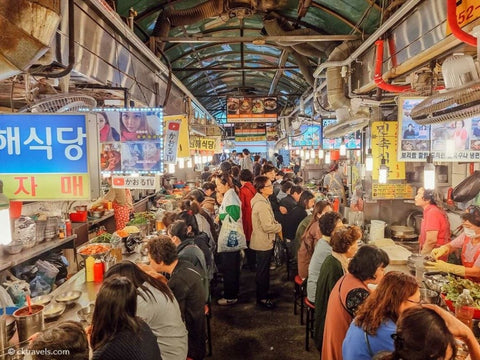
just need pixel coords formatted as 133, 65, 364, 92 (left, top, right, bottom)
61, 176, 84, 196
13, 176, 37, 196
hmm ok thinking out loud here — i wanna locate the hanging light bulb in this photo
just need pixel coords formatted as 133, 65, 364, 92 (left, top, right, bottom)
300, 148, 305, 159
325, 151, 331, 164
365, 148, 373, 172
424, 154, 436, 190
168, 163, 175, 173
207, 155, 213, 162
296, 148, 300, 155
178, 158, 185, 169
339, 143, 347, 156
318, 149, 324, 159
355, 150, 361, 157
310, 149, 315, 159
305, 149, 310, 160
201, 155, 208, 164
187, 158, 193, 168
378, 158, 389, 184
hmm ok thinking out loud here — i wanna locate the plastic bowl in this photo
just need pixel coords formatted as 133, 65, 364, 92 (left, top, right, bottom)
3, 243, 23, 255
442, 293, 480, 319
77, 243, 111, 260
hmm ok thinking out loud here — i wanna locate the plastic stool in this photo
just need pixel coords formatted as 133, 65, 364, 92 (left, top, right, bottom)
294, 275, 306, 325
304, 297, 315, 351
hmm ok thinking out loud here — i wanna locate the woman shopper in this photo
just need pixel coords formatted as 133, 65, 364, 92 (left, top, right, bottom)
297, 200, 333, 279
91, 276, 161, 360
320, 245, 389, 359
342, 271, 419, 360
314, 225, 361, 353
104, 261, 188, 360
239, 169, 257, 271
213, 171, 245, 305
376, 305, 480, 360
250, 175, 282, 309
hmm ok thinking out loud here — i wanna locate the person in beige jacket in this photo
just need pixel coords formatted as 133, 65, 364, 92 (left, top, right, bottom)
250, 176, 282, 309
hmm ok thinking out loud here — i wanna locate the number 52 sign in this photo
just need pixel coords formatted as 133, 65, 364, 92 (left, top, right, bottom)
446, 0, 480, 34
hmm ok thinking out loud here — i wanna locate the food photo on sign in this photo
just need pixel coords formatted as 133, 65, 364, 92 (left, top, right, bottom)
100, 143, 121, 172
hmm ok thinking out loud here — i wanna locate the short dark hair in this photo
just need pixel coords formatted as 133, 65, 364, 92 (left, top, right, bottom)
254, 155, 260, 161
202, 182, 216, 192
330, 225, 362, 253
290, 185, 303, 195
186, 189, 205, 203
318, 211, 343, 236
276, 171, 285, 177
462, 205, 480, 227
231, 165, 240, 178
29, 321, 89, 360
242, 149, 250, 155
253, 176, 269, 193
348, 245, 389, 281
284, 172, 295, 181
239, 169, 254, 182
293, 176, 303, 185
281, 180, 294, 193
147, 235, 178, 265
262, 164, 275, 174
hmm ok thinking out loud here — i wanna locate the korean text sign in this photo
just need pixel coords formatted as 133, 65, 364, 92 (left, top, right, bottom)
0, 114, 91, 200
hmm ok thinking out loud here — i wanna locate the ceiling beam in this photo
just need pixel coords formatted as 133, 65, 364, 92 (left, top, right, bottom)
173, 66, 301, 71
159, 34, 359, 43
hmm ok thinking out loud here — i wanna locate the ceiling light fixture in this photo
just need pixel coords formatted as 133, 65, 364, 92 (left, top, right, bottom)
424, 154, 436, 190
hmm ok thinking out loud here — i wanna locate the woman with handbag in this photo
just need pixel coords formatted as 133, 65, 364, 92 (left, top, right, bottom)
213, 172, 246, 306
250, 176, 282, 309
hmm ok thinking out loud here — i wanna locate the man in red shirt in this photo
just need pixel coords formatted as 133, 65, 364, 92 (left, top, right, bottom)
414, 187, 450, 255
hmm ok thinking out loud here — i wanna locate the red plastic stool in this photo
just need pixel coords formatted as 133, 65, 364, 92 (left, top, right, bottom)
304, 297, 315, 351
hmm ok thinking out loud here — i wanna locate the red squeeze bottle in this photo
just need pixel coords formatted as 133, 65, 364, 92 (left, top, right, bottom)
65, 220, 72, 236
93, 260, 104, 283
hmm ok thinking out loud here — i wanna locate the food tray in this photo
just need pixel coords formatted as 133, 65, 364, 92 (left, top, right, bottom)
77, 243, 111, 259
441, 293, 480, 319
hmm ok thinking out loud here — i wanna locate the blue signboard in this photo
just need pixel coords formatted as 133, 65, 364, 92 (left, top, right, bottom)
0, 114, 88, 173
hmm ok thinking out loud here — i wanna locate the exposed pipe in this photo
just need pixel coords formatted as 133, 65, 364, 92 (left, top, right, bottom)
374, 39, 411, 92
35, 0, 75, 78
447, 0, 477, 46
313, 0, 423, 78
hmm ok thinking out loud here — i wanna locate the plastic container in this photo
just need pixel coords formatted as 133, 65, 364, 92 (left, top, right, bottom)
455, 289, 475, 329
93, 260, 104, 283
65, 220, 72, 236
370, 220, 386, 241
9, 200, 22, 219
85, 256, 95, 282
70, 211, 87, 222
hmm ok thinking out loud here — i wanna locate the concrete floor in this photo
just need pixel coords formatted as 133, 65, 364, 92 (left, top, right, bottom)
209, 265, 319, 360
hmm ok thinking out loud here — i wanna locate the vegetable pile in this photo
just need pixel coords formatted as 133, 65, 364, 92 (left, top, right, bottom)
443, 275, 480, 309
93, 233, 112, 243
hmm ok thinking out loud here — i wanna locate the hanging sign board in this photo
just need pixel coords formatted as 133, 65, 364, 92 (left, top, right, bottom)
164, 115, 190, 158
164, 121, 181, 164
111, 175, 157, 189
372, 183, 415, 199
226, 96, 277, 123
372, 121, 405, 180
446, 0, 480, 35
235, 123, 266, 142
397, 97, 480, 162
0, 113, 99, 200
189, 136, 217, 152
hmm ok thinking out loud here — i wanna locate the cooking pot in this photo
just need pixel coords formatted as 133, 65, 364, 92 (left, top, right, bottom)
407, 210, 423, 235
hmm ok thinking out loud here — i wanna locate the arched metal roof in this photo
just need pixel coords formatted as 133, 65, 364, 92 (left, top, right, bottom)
113, 0, 384, 121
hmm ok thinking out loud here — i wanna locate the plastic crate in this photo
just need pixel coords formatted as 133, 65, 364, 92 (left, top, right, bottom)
70, 211, 87, 222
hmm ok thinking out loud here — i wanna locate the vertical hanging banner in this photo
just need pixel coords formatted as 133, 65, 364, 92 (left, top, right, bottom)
372, 121, 405, 180
164, 115, 190, 158
164, 121, 181, 164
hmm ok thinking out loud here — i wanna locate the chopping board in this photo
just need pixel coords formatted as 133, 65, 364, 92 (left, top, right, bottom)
369, 238, 412, 265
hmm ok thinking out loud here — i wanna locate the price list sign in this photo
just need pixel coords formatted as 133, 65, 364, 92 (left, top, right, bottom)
372, 183, 415, 199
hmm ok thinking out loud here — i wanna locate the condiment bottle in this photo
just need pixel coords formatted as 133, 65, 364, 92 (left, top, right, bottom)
65, 219, 72, 236
93, 260, 104, 283
455, 289, 475, 329
85, 256, 95, 282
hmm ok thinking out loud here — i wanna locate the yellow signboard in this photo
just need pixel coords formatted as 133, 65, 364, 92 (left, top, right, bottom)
372, 183, 415, 199
164, 115, 190, 158
189, 136, 217, 152
1, 174, 90, 200
446, 0, 480, 35
371, 122, 405, 180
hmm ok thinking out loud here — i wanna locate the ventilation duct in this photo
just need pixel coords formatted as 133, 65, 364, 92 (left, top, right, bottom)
324, 108, 370, 138
0, 0, 60, 81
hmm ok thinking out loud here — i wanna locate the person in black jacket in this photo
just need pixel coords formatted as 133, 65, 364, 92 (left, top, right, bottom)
91, 277, 161, 360
147, 236, 207, 360
282, 190, 315, 279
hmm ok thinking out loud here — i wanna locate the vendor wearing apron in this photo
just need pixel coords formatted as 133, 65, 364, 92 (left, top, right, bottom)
427, 205, 480, 279
92, 177, 133, 230
415, 187, 450, 255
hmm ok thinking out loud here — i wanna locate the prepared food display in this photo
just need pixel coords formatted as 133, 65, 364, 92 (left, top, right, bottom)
92, 232, 112, 243
78, 243, 111, 256
443, 276, 480, 308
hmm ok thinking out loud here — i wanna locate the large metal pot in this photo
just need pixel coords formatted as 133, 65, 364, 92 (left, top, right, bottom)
13, 304, 44, 342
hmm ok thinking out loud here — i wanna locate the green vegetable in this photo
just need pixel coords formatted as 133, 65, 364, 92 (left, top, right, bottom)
443, 275, 480, 309
93, 233, 112, 243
